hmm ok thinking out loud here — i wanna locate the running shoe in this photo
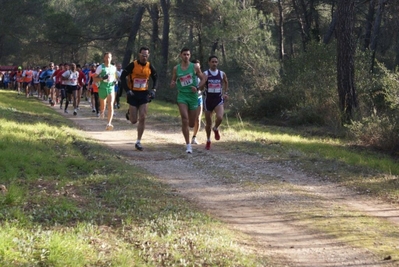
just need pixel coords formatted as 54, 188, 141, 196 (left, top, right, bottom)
105, 124, 114, 131
64, 110, 68, 114
186, 144, 193, 154
205, 141, 211, 150
73, 109, 77, 116
191, 137, 198, 144
135, 142, 143, 151
213, 127, 220, 140
92, 109, 96, 113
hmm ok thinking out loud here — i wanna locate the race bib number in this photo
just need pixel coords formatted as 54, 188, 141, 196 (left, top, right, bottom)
179, 74, 193, 86
208, 83, 222, 93
134, 78, 147, 88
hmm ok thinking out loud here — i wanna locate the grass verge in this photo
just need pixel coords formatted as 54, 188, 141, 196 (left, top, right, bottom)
0, 90, 268, 266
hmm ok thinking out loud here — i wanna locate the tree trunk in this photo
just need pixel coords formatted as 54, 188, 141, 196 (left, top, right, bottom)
364, 0, 376, 50
122, 6, 146, 68
238, 0, 246, 9
148, 4, 160, 57
299, 0, 311, 37
221, 42, 227, 66
323, 11, 336, 44
159, 0, 170, 83
336, 0, 357, 123
292, 0, 308, 51
395, 38, 399, 67
197, 16, 204, 65
0, 34, 4, 62
278, 0, 285, 60
370, 0, 388, 72
211, 40, 219, 55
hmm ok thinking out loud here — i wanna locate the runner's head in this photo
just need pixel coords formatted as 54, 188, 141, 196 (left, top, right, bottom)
208, 55, 218, 71
180, 47, 191, 63
103, 52, 112, 64
138, 46, 150, 64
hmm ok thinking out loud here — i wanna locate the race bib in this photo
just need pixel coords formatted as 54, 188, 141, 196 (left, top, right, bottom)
208, 83, 222, 93
179, 74, 193, 86
134, 78, 147, 88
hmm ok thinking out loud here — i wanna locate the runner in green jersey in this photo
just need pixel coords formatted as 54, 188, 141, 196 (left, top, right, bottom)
170, 47, 206, 154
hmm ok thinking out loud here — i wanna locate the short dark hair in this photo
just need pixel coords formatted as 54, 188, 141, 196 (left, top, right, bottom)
208, 55, 218, 62
180, 47, 190, 54
139, 46, 150, 53
191, 59, 200, 64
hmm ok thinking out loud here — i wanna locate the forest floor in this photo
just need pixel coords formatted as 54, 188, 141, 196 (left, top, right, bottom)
51, 98, 399, 267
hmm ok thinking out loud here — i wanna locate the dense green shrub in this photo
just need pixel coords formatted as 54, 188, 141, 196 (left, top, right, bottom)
348, 56, 399, 151
348, 114, 399, 151
253, 42, 340, 126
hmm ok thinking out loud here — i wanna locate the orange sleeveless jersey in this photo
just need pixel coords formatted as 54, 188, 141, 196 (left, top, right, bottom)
16, 71, 23, 83
24, 70, 33, 83
89, 72, 98, 93
128, 60, 151, 91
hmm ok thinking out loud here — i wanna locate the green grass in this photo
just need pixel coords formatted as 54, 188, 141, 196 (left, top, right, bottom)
0, 91, 267, 266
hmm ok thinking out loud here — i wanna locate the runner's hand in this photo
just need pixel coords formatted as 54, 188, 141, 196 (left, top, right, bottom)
149, 89, 156, 100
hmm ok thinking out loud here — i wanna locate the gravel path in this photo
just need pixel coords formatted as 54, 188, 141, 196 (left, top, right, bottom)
52, 99, 399, 267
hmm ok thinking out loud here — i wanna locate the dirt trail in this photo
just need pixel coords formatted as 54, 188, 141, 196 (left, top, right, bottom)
51, 99, 399, 267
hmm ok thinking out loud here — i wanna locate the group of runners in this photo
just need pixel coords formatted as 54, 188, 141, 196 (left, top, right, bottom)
122, 46, 229, 153
6, 46, 229, 154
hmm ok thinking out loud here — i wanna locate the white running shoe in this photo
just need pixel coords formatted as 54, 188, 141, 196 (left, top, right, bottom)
186, 144, 192, 154
191, 137, 198, 144
105, 124, 114, 131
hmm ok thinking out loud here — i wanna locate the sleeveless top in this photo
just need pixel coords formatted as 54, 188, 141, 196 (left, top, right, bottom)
204, 69, 223, 96
176, 63, 197, 94
128, 60, 151, 91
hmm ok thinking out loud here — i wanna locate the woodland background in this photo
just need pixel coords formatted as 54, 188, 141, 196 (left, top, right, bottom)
1, 0, 398, 152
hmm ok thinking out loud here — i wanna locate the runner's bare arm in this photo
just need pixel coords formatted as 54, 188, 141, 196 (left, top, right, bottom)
170, 66, 177, 88
194, 64, 207, 90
